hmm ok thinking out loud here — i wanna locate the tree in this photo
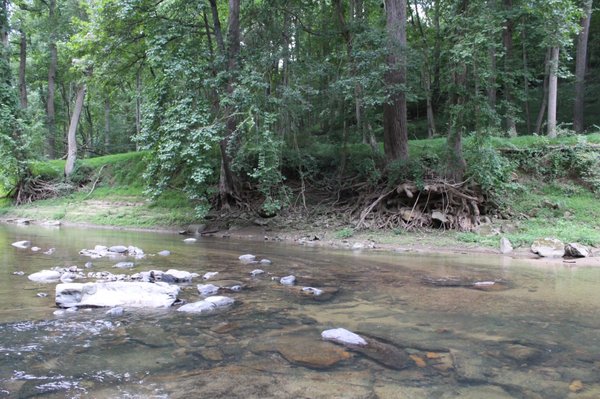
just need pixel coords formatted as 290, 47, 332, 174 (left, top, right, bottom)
46, 0, 57, 158
383, 0, 409, 162
547, 45, 559, 138
64, 84, 85, 177
573, 0, 593, 133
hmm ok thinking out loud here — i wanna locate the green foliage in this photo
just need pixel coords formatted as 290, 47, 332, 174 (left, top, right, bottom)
335, 227, 355, 239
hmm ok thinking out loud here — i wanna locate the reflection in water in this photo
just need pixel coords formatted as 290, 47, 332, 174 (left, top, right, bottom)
1, 223, 600, 398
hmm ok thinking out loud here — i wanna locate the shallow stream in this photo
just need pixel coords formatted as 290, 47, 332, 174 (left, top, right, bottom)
1, 223, 599, 398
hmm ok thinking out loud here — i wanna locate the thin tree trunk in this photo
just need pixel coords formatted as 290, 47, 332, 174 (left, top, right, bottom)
46, 0, 57, 158
488, 46, 497, 108
64, 85, 86, 177
84, 102, 93, 156
209, 0, 225, 53
521, 18, 531, 134
18, 29, 28, 108
135, 69, 141, 150
573, 0, 593, 133
535, 48, 551, 135
503, 0, 516, 136
383, 0, 409, 162
102, 97, 109, 153
547, 46, 559, 138
0, 0, 7, 47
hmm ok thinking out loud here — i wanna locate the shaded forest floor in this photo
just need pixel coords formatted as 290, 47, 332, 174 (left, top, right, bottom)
1, 134, 600, 256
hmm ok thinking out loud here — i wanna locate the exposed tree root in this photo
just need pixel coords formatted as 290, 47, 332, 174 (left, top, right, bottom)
12, 176, 73, 205
351, 180, 484, 231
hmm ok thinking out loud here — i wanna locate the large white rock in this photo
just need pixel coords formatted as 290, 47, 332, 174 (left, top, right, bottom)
55, 281, 180, 308
499, 237, 513, 254
531, 238, 565, 258
565, 243, 590, 258
197, 284, 220, 296
204, 295, 235, 307
239, 254, 256, 263
280, 275, 296, 286
321, 328, 367, 346
28, 270, 62, 283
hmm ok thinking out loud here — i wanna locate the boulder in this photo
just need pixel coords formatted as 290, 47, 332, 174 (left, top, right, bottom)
28, 270, 62, 283
280, 275, 296, 286
11, 240, 31, 249
55, 281, 180, 308
239, 254, 256, 263
197, 284, 220, 296
164, 269, 193, 282
321, 328, 367, 346
531, 238, 565, 258
565, 243, 590, 258
499, 237, 513, 254
127, 246, 145, 258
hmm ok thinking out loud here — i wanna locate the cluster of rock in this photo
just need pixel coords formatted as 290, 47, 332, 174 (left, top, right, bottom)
499, 237, 593, 259
79, 245, 146, 259
11, 240, 55, 254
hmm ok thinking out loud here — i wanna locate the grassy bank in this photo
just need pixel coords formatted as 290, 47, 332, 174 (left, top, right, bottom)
1, 133, 599, 250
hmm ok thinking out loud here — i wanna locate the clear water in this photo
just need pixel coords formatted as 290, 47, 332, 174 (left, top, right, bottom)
1, 223, 600, 398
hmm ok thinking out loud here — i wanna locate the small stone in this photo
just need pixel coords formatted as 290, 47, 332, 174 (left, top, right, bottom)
113, 262, 135, 269
250, 269, 265, 276
53, 310, 66, 316
163, 269, 193, 282
177, 301, 216, 314
569, 379, 583, 393
302, 287, 324, 296
11, 240, 31, 249
43, 248, 55, 255
106, 307, 124, 317
109, 245, 128, 253
259, 259, 272, 265
197, 284, 220, 296
352, 242, 365, 250
13, 271, 25, 276
239, 254, 256, 263
409, 354, 427, 368
499, 237, 513, 254
31, 246, 41, 252
203, 272, 219, 280
280, 275, 296, 286
183, 238, 197, 243
36, 293, 48, 298
84, 262, 94, 268
158, 250, 171, 256
321, 328, 367, 346
28, 270, 62, 283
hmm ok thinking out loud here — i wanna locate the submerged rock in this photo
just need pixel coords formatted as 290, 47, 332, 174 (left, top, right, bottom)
177, 296, 234, 314
301, 287, 324, 296
275, 335, 352, 369
531, 238, 565, 258
28, 270, 62, 283
11, 240, 31, 249
204, 295, 235, 307
55, 281, 180, 308
183, 238, 197, 243
158, 250, 171, 256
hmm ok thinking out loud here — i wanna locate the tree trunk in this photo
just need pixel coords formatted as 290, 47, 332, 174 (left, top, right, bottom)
218, 0, 241, 207
383, 0, 409, 162
521, 18, 531, 134
547, 46, 559, 138
209, 0, 225, 53
0, 0, 7, 47
488, 46, 497, 108
18, 29, 27, 108
535, 48, 551, 135
135, 69, 141, 150
502, 0, 517, 136
573, 0, 593, 133
64, 85, 86, 177
46, 0, 57, 158
104, 97, 110, 153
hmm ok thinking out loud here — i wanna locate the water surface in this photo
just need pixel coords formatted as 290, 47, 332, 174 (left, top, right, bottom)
1, 223, 599, 398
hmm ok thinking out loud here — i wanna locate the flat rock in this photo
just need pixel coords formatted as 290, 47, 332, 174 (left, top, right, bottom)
531, 237, 565, 258
11, 240, 31, 249
113, 262, 135, 269
321, 328, 367, 346
204, 295, 235, 307
355, 336, 411, 370
28, 270, 62, 283
55, 281, 180, 308
250, 269, 265, 276
275, 335, 352, 369
503, 344, 543, 363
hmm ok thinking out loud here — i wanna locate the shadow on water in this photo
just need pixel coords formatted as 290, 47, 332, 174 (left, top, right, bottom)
1, 223, 600, 398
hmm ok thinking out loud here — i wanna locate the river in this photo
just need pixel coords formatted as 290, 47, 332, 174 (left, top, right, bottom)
1, 223, 599, 398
